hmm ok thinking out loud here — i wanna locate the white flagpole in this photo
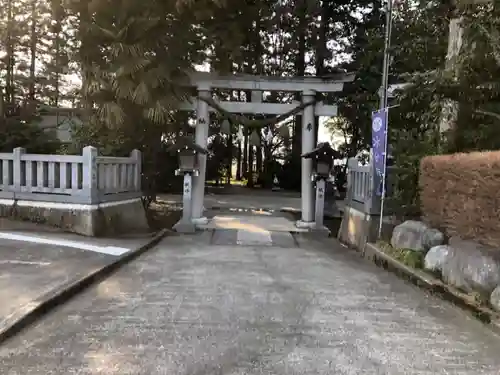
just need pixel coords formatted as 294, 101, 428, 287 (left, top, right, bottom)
378, 0, 394, 239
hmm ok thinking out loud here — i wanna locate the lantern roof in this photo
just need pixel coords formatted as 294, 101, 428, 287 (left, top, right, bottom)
167, 136, 208, 155
301, 142, 340, 160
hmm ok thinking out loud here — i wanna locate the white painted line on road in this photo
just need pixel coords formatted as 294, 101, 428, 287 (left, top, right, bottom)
0, 232, 130, 256
0, 260, 51, 266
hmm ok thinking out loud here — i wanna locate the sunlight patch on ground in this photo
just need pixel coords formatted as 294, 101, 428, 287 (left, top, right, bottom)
96, 278, 126, 300
199, 215, 304, 232
211, 217, 268, 233
84, 350, 142, 375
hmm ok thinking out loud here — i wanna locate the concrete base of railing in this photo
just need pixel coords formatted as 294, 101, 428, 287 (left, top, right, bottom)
295, 220, 331, 236
295, 220, 317, 229
0, 197, 150, 237
338, 205, 395, 249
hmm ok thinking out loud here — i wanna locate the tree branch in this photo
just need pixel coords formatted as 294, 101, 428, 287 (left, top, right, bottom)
475, 109, 500, 121
271, 140, 284, 153
478, 24, 500, 67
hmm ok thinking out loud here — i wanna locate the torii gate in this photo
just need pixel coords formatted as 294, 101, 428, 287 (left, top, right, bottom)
180, 71, 354, 229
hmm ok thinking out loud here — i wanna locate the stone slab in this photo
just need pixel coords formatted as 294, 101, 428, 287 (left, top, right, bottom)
211, 228, 237, 246
211, 229, 297, 248
338, 206, 395, 249
173, 220, 197, 233
270, 231, 297, 248
198, 214, 308, 233
236, 228, 272, 246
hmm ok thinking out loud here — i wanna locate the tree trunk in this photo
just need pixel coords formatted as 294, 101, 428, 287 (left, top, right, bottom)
77, 3, 94, 117
314, 0, 330, 145
5, 0, 15, 109
236, 140, 242, 180
263, 142, 273, 188
243, 129, 248, 178
248, 137, 254, 188
254, 9, 264, 182
226, 134, 232, 185
29, 0, 37, 101
292, 0, 307, 158
0, 87, 5, 119
53, 4, 63, 107
256, 143, 262, 176
438, 15, 463, 149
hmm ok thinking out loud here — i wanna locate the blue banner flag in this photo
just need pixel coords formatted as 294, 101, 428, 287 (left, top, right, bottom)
371, 109, 388, 196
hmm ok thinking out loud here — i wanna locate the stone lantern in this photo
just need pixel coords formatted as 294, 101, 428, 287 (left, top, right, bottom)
301, 142, 340, 231
168, 136, 208, 233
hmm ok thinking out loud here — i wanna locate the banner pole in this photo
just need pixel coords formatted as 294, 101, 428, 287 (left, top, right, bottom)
378, 108, 389, 239
377, 0, 393, 239
380, 0, 393, 111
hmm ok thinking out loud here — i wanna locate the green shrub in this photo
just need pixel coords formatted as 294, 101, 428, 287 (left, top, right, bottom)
377, 241, 425, 269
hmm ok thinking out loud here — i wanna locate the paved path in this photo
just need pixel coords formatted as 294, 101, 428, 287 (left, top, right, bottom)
1, 231, 500, 374
0, 223, 154, 332
158, 192, 303, 212
158, 192, 344, 217
0, 236, 112, 325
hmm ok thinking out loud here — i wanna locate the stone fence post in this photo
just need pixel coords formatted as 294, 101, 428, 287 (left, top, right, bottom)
130, 149, 142, 192
82, 146, 98, 204
346, 157, 357, 205
13, 147, 26, 193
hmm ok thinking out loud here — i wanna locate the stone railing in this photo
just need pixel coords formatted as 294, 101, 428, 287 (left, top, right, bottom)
345, 157, 373, 214
0, 146, 142, 205
347, 157, 371, 205
345, 157, 397, 215
341, 156, 400, 248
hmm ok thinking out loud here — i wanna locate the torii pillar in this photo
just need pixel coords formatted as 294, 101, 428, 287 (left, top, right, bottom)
191, 85, 210, 224
297, 89, 316, 228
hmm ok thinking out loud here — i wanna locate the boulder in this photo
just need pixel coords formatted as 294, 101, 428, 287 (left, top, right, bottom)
391, 220, 444, 252
422, 228, 445, 250
491, 287, 500, 312
424, 245, 451, 272
441, 238, 500, 296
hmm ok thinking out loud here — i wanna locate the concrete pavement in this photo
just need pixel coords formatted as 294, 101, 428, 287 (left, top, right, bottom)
0, 218, 162, 342
158, 192, 345, 217
0, 237, 113, 326
1, 227, 500, 374
158, 192, 303, 212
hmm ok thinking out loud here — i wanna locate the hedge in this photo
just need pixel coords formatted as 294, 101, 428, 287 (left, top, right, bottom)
420, 151, 500, 248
